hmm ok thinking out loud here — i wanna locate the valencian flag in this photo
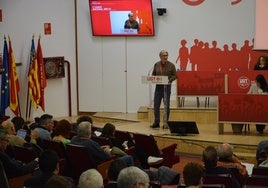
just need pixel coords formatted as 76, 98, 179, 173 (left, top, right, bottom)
8, 36, 20, 115
36, 36, 46, 111
0, 36, 9, 115
28, 37, 41, 109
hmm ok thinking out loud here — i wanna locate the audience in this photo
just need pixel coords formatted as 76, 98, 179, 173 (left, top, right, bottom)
105, 159, 128, 188
33, 114, 54, 140
183, 162, 204, 188
53, 119, 72, 146
0, 128, 39, 178
256, 140, 268, 164
70, 121, 134, 166
1, 120, 26, 146
11, 116, 28, 133
259, 145, 268, 167
101, 123, 163, 166
202, 145, 240, 187
78, 169, 104, 188
117, 166, 150, 188
45, 175, 75, 188
217, 143, 248, 181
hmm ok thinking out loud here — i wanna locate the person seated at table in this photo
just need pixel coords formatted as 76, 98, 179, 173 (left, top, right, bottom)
248, 74, 268, 134
254, 55, 268, 70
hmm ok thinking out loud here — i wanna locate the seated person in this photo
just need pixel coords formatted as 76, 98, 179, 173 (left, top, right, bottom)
202, 145, 240, 187
117, 166, 149, 188
33, 114, 54, 141
259, 145, 268, 167
45, 175, 75, 188
101, 123, 163, 166
0, 128, 39, 178
53, 119, 72, 146
78, 169, 104, 188
217, 143, 248, 181
183, 162, 204, 188
256, 140, 268, 164
24, 150, 73, 188
70, 121, 134, 166
2, 120, 26, 146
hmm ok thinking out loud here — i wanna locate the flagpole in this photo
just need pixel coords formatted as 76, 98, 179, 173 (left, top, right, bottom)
25, 34, 34, 123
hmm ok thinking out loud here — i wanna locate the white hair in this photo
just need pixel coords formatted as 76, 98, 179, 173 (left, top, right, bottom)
78, 169, 103, 188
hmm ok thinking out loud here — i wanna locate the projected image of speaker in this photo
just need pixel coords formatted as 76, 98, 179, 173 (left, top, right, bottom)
167, 121, 199, 136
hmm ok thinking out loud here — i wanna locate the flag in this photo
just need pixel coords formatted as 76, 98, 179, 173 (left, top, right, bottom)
8, 36, 20, 115
0, 37, 9, 115
28, 37, 40, 109
36, 36, 46, 111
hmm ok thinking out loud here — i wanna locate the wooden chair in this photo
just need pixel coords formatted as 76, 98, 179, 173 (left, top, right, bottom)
65, 144, 113, 184
244, 175, 268, 187
203, 174, 232, 188
132, 132, 180, 168
252, 166, 268, 176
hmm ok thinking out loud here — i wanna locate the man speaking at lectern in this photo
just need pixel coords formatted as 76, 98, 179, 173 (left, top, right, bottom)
150, 50, 177, 129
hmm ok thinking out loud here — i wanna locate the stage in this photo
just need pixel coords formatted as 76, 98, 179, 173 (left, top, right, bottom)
63, 97, 267, 165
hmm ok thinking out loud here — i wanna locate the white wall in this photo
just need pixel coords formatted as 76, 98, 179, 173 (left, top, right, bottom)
0, 0, 256, 119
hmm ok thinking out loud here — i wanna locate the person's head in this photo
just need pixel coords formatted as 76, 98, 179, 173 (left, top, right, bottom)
53, 119, 72, 138
257, 56, 268, 66
217, 143, 233, 161
39, 150, 60, 174
117, 166, 150, 188
76, 115, 93, 125
128, 12, 134, 21
108, 159, 128, 181
183, 162, 204, 188
77, 121, 91, 138
78, 169, 104, 188
159, 50, 168, 64
45, 175, 74, 188
202, 146, 218, 168
101, 123, 115, 138
255, 74, 268, 91
11, 116, 26, 132
1, 120, 16, 135
40, 114, 54, 131
0, 128, 9, 150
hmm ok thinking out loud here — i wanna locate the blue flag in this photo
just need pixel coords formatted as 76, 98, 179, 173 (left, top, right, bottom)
1, 37, 10, 115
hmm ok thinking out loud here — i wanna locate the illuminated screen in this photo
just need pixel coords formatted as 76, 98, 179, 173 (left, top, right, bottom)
89, 0, 155, 36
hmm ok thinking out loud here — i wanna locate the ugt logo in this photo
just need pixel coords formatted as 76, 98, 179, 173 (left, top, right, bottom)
238, 76, 250, 89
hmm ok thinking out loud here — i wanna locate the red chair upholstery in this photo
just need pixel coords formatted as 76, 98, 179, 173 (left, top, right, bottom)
203, 174, 232, 188
245, 175, 268, 187
252, 166, 268, 176
43, 139, 67, 159
132, 132, 180, 168
65, 144, 114, 184
12, 145, 37, 163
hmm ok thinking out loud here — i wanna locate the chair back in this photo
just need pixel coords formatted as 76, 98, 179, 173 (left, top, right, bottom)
65, 144, 97, 181
225, 166, 244, 185
43, 139, 67, 159
252, 166, 268, 176
13, 145, 37, 163
0, 160, 9, 188
114, 130, 135, 147
133, 133, 161, 157
203, 174, 232, 188
245, 175, 268, 186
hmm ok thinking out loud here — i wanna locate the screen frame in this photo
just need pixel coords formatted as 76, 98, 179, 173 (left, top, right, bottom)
89, 0, 155, 37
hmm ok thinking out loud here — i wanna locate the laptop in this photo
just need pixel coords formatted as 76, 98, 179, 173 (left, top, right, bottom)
167, 121, 199, 136
16, 129, 27, 139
